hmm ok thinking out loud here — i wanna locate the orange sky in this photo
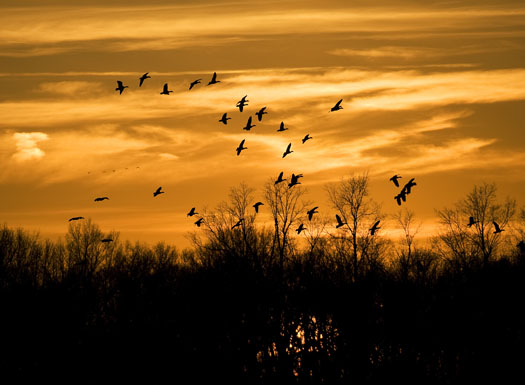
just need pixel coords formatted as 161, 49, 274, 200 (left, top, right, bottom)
1, 0, 524, 247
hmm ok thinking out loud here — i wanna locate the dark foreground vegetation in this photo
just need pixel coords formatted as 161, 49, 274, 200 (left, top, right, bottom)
1, 178, 524, 384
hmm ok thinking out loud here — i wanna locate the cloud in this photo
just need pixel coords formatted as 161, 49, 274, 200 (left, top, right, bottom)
37, 81, 103, 96
12, 132, 49, 161
159, 153, 180, 160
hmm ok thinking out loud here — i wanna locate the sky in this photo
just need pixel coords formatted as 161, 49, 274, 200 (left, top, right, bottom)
1, 0, 524, 247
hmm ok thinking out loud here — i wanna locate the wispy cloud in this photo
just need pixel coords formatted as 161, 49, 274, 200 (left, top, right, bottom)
12, 132, 49, 161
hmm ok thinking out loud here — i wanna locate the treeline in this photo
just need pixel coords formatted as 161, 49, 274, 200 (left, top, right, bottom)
0, 177, 524, 384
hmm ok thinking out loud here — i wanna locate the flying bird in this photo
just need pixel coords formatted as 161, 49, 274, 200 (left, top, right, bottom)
232, 218, 244, 230
243, 116, 255, 131
255, 107, 267, 121
207, 72, 220, 85
160, 83, 173, 95
277, 122, 288, 132
139, 72, 151, 87
253, 202, 264, 213
68, 217, 84, 222
189, 79, 202, 90
153, 187, 164, 197
369, 220, 381, 236
94, 197, 109, 202
187, 207, 198, 217
282, 143, 293, 158
219, 113, 231, 125
195, 218, 204, 227
493, 221, 504, 234
302, 134, 312, 144
236, 95, 249, 112
275, 171, 286, 185
296, 223, 306, 234
390, 175, 402, 187
403, 178, 417, 195
330, 99, 343, 112
335, 214, 346, 228
115, 81, 128, 95
307, 207, 319, 221
288, 173, 303, 188
394, 190, 407, 206
101, 238, 113, 243
236, 139, 247, 156
467, 216, 478, 227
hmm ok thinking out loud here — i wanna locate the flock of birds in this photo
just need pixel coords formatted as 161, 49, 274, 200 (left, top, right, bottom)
67, 71, 507, 242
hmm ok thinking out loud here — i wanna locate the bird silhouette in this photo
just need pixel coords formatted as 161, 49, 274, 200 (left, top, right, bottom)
232, 218, 244, 230
68, 217, 84, 222
236, 95, 249, 112
255, 107, 267, 121
369, 220, 381, 236
219, 113, 231, 125
253, 202, 264, 213
277, 122, 288, 132
302, 134, 312, 144
189, 79, 202, 90
153, 187, 164, 197
335, 214, 346, 228
101, 238, 113, 243
236, 139, 247, 155
275, 171, 286, 185
139, 72, 151, 87
187, 207, 198, 217
243, 116, 255, 131
403, 178, 417, 194
331, 99, 343, 112
394, 190, 407, 206
195, 218, 204, 227
296, 223, 306, 234
288, 173, 303, 188
390, 175, 402, 187
115, 81, 128, 94
94, 197, 109, 202
207, 72, 220, 85
493, 221, 504, 234
307, 207, 319, 221
467, 216, 478, 227
282, 143, 293, 158
160, 83, 173, 95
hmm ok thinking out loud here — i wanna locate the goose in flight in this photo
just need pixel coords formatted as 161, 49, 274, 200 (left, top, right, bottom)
282, 143, 293, 158
232, 218, 244, 230
187, 207, 198, 217
275, 171, 286, 185
139, 72, 151, 87
335, 214, 346, 228
307, 207, 319, 221
288, 173, 303, 188
394, 190, 407, 206
253, 201, 264, 213
302, 134, 312, 144
219, 113, 231, 125
207, 72, 220, 85
296, 223, 306, 234
389, 175, 402, 188
330, 99, 343, 112
160, 83, 173, 95
189, 79, 202, 90
115, 81, 128, 95
255, 107, 267, 121
277, 122, 288, 132
194, 218, 204, 227
94, 197, 109, 202
467, 216, 478, 227
243, 116, 255, 131
153, 187, 164, 197
236, 95, 249, 112
369, 220, 381, 236
68, 217, 84, 222
101, 238, 113, 243
493, 221, 504, 234
236, 139, 247, 155
403, 178, 417, 195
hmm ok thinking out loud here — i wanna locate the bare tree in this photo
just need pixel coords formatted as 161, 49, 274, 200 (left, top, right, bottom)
437, 182, 516, 268
65, 218, 105, 276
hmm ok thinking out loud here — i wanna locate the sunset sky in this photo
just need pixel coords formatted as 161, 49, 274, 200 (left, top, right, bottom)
1, 0, 524, 247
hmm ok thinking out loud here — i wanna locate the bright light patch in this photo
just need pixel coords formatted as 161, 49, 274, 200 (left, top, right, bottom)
12, 132, 49, 161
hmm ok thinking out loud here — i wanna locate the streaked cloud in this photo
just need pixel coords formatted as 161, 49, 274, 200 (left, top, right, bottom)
12, 132, 49, 161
